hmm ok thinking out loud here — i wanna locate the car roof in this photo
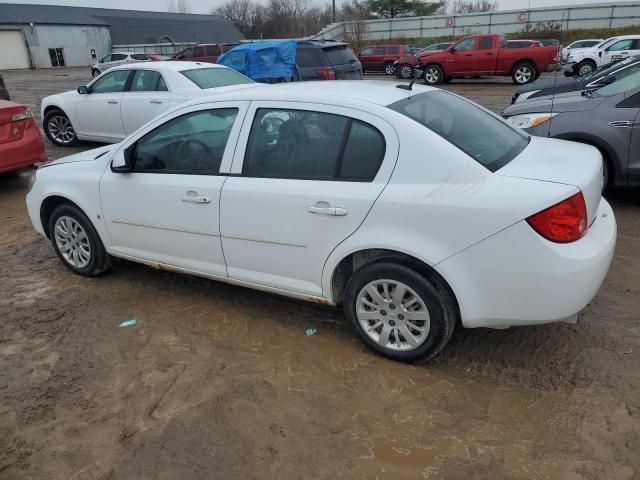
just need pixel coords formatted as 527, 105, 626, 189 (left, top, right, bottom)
203, 80, 436, 106
108, 61, 228, 73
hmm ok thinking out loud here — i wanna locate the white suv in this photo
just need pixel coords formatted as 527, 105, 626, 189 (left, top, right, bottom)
91, 52, 150, 77
26, 81, 616, 361
565, 35, 640, 76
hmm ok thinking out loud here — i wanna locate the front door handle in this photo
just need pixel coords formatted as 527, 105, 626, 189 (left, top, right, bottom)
107, 99, 119, 104
150, 99, 163, 104
307, 204, 347, 216
181, 191, 210, 204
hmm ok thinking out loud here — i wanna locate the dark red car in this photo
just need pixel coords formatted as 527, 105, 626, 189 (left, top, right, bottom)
172, 43, 239, 63
358, 44, 411, 75
0, 101, 47, 174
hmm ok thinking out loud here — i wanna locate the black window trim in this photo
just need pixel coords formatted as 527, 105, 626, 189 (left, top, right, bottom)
128, 107, 240, 176
240, 107, 387, 183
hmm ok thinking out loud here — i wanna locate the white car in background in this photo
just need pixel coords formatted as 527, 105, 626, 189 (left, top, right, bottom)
561, 38, 603, 62
91, 52, 150, 77
41, 62, 257, 146
28, 82, 616, 361
565, 35, 640, 75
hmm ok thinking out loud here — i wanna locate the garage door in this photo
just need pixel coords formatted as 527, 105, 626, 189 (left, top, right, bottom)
0, 31, 30, 69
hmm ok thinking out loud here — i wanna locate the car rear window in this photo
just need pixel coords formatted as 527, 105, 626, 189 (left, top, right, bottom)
388, 91, 529, 172
180, 68, 253, 89
323, 46, 357, 65
131, 54, 149, 61
297, 48, 328, 67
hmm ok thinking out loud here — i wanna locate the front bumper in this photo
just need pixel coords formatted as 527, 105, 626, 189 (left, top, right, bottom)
563, 62, 577, 74
0, 124, 47, 173
437, 198, 616, 329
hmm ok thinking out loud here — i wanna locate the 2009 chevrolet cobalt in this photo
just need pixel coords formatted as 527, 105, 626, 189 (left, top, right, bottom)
26, 81, 616, 361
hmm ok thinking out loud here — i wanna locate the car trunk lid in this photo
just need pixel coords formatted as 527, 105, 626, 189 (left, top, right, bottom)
496, 136, 603, 225
0, 101, 32, 144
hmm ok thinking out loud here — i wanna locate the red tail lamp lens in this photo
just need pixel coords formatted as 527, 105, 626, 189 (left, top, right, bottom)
526, 192, 588, 243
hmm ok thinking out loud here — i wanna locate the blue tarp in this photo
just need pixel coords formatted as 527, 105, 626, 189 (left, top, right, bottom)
216, 40, 297, 82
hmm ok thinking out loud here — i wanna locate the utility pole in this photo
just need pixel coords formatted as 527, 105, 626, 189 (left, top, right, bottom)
333, 0, 336, 23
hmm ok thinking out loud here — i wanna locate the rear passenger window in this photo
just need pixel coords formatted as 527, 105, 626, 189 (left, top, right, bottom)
375, 47, 385, 55
130, 70, 165, 92
338, 121, 385, 181
243, 108, 385, 182
389, 46, 398, 54
194, 47, 205, 57
478, 36, 493, 50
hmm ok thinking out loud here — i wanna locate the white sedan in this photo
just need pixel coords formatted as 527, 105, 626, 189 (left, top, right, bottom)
27, 81, 616, 361
41, 62, 257, 147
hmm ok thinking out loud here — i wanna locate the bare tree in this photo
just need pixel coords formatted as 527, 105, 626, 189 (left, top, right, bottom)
167, 0, 191, 13
441, 0, 496, 14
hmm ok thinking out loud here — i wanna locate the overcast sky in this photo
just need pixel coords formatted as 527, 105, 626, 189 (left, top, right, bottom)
0, 0, 615, 14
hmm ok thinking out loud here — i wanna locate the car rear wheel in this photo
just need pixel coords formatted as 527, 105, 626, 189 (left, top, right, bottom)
384, 62, 396, 75
398, 64, 414, 79
344, 262, 457, 362
44, 109, 78, 147
512, 62, 536, 85
577, 60, 596, 76
49, 204, 110, 276
423, 65, 444, 85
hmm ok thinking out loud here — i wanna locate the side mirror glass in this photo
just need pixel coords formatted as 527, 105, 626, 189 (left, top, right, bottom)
77, 85, 89, 94
111, 145, 136, 172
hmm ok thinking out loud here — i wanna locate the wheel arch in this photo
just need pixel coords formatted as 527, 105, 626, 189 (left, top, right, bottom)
511, 59, 537, 75
40, 195, 90, 239
328, 248, 460, 317
553, 133, 619, 186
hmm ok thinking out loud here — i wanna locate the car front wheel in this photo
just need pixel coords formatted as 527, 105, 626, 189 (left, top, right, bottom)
49, 204, 110, 276
344, 262, 457, 362
44, 108, 78, 147
423, 65, 444, 85
384, 63, 396, 75
577, 60, 596, 76
398, 64, 414, 79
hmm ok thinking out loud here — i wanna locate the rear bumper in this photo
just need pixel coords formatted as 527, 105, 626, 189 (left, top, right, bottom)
547, 62, 562, 72
0, 124, 47, 173
437, 198, 616, 329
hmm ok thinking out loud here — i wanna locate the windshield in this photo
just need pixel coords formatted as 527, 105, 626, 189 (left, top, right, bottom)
180, 68, 253, 89
596, 69, 640, 97
388, 91, 529, 172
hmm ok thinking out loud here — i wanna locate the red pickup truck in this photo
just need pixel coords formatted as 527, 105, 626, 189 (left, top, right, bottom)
414, 33, 559, 85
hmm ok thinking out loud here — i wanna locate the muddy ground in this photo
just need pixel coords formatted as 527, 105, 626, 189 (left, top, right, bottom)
1, 67, 640, 480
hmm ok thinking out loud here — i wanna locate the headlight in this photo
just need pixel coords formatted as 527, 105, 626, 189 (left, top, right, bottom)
505, 113, 558, 129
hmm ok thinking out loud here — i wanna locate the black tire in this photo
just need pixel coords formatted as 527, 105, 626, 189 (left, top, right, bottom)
576, 60, 596, 76
49, 204, 110, 277
423, 64, 444, 85
511, 62, 536, 85
343, 262, 458, 362
398, 63, 414, 79
384, 62, 396, 76
43, 108, 78, 147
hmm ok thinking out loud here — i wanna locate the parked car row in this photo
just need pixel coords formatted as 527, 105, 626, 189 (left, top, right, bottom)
564, 35, 640, 76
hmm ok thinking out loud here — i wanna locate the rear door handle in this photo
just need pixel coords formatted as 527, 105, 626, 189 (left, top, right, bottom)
181, 191, 211, 204
107, 99, 119, 104
307, 205, 347, 216
150, 99, 163, 104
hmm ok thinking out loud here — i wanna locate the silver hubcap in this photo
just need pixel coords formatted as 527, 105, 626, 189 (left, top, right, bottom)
515, 67, 532, 84
425, 68, 440, 83
54, 216, 91, 268
401, 65, 413, 78
356, 279, 430, 352
579, 64, 592, 75
48, 115, 76, 144
385, 64, 395, 75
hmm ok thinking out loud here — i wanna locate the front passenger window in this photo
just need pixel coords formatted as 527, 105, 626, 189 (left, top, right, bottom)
90, 70, 130, 93
132, 108, 238, 174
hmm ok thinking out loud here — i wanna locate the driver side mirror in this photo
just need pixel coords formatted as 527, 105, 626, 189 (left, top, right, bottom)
111, 144, 136, 172
77, 85, 88, 95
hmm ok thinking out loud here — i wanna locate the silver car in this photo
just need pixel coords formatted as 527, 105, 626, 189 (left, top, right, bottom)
91, 52, 150, 77
503, 69, 640, 189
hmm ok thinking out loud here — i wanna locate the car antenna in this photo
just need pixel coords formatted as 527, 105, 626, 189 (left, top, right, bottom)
396, 67, 421, 92
548, 12, 564, 137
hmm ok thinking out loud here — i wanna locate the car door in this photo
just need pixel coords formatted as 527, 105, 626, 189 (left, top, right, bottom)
74, 69, 130, 141
177, 47, 194, 61
476, 35, 496, 73
120, 69, 172, 135
448, 37, 477, 75
601, 39, 638, 64
100, 102, 249, 277
205, 45, 221, 63
619, 91, 640, 186
109, 53, 128, 68
358, 47, 374, 71
219, 102, 399, 297
373, 46, 386, 70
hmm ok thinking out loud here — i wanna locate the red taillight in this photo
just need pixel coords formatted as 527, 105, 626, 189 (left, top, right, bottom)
316, 68, 336, 80
526, 192, 588, 243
